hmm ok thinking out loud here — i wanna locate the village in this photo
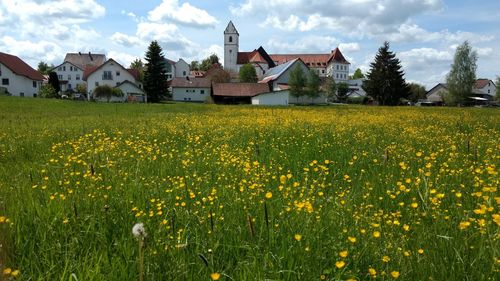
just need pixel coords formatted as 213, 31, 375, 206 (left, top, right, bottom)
0, 21, 497, 106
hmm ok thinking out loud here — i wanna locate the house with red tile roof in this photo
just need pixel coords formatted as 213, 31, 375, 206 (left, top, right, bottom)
83, 58, 144, 102
224, 21, 350, 82
0, 52, 44, 97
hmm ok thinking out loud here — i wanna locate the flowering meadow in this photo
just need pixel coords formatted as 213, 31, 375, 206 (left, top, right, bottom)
0, 97, 498, 280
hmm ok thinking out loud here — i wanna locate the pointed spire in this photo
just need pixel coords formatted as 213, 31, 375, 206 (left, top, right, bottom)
224, 20, 239, 35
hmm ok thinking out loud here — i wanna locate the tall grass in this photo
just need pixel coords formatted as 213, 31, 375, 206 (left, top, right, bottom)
0, 96, 499, 280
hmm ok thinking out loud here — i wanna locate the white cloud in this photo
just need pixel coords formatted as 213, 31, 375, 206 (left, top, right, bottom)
387, 24, 495, 44
339, 43, 361, 53
233, 0, 443, 35
266, 35, 340, 53
107, 51, 141, 68
148, 0, 218, 28
0, 36, 63, 67
111, 32, 144, 47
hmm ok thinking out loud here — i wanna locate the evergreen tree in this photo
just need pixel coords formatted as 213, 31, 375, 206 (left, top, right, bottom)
288, 64, 306, 103
239, 64, 258, 83
144, 41, 168, 103
48, 71, 61, 95
306, 69, 321, 102
363, 42, 410, 105
496, 77, 500, 102
446, 41, 477, 105
352, 68, 364, 79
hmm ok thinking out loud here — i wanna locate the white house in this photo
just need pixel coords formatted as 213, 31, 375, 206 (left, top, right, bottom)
83, 58, 143, 101
52, 61, 84, 92
259, 58, 327, 104
0, 52, 44, 97
224, 21, 350, 82
426, 79, 496, 103
52, 52, 106, 93
251, 90, 289, 106
347, 79, 367, 98
164, 58, 190, 81
171, 77, 211, 102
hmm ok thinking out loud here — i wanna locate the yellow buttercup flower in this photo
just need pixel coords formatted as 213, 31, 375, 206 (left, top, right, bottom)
294, 234, 302, 241
265, 192, 273, 199
391, 271, 400, 278
335, 260, 345, 269
210, 272, 221, 280
339, 250, 348, 258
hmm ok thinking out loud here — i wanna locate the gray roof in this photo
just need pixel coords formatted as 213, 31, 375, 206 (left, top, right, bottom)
64, 52, 106, 70
263, 58, 299, 79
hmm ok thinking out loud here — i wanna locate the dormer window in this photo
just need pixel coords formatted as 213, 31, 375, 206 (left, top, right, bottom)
229, 36, 233, 43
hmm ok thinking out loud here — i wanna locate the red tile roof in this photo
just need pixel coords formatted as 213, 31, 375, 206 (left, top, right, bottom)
171, 77, 211, 88
190, 70, 206, 78
475, 79, 490, 89
237, 47, 276, 67
269, 48, 350, 67
82, 66, 99, 81
328, 47, 350, 64
64, 52, 106, 70
126, 68, 140, 81
82, 59, 140, 81
212, 83, 270, 97
0, 52, 44, 81
270, 54, 330, 67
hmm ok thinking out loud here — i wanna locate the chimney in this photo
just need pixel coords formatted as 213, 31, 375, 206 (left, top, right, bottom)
89, 52, 93, 61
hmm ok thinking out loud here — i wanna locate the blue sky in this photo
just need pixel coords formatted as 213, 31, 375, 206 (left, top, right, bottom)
0, 0, 499, 87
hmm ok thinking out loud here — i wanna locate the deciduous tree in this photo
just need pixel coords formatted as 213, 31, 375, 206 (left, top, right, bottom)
289, 64, 306, 103
130, 59, 145, 82
408, 83, 427, 103
336, 82, 349, 103
363, 42, 410, 105
352, 68, 364, 79
143, 41, 169, 103
239, 64, 258, 83
200, 54, 220, 71
446, 41, 477, 105
325, 78, 337, 102
37, 61, 54, 75
306, 69, 320, 102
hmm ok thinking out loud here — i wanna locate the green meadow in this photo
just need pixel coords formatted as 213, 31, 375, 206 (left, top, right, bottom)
0, 96, 499, 280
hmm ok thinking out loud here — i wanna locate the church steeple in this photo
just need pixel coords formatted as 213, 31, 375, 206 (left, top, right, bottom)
224, 21, 239, 74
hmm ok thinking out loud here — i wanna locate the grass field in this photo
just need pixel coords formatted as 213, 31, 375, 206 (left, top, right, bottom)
0, 96, 499, 280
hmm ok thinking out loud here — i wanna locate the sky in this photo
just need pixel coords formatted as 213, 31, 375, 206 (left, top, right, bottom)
0, 0, 499, 88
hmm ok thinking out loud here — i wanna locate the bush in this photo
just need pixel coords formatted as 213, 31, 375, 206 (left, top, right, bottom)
38, 84, 58, 99
93, 85, 124, 102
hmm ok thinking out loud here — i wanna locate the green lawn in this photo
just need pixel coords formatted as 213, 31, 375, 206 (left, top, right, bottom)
0, 96, 499, 280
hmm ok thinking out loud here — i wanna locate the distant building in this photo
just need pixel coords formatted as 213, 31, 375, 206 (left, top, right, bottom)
164, 58, 190, 81
171, 77, 211, 102
52, 52, 106, 92
83, 58, 144, 102
0, 52, 44, 97
347, 79, 367, 98
224, 21, 350, 82
426, 79, 496, 103
212, 82, 270, 104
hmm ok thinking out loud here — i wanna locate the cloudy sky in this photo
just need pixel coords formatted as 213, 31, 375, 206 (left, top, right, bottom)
1, 0, 499, 88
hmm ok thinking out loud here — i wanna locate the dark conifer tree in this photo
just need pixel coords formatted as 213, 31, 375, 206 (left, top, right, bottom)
144, 41, 168, 103
363, 42, 410, 105
48, 71, 61, 94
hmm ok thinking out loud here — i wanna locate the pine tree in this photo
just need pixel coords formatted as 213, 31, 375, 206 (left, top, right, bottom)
144, 41, 168, 103
325, 78, 337, 102
363, 42, 410, 105
289, 64, 306, 103
48, 71, 61, 95
239, 64, 258, 83
446, 41, 477, 105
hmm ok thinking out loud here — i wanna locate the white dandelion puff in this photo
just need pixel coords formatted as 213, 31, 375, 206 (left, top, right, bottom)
132, 223, 147, 239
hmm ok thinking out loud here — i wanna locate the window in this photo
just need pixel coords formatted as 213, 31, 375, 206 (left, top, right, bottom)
58, 75, 63, 80
200, 90, 205, 94
336, 65, 339, 70
33, 81, 37, 88
322, 70, 325, 74
68, 74, 71, 80
103, 71, 112, 80
70, 66, 73, 71
2, 78, 9, 85
116, 71, 120, 76
95, 82, 99, 87
116, 82, 120, 86
58, 67, 62, 71
229, 36, 233, 43
68, 84, 72, 89
183, 71, 186, 76
76, 74, 80, 80
63, 66, 66, 71
20, 92, 24, 97
488, 90, 491, 94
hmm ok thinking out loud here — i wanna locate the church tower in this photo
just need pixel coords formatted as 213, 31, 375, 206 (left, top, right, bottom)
224, 21, 239, 74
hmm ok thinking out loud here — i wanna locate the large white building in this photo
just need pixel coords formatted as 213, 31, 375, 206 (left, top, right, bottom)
164, 58, 190, 81
83, 58, 144, 102
52, 52, 106, 92
224, 21, 350, 82
0, 52, 44, 97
